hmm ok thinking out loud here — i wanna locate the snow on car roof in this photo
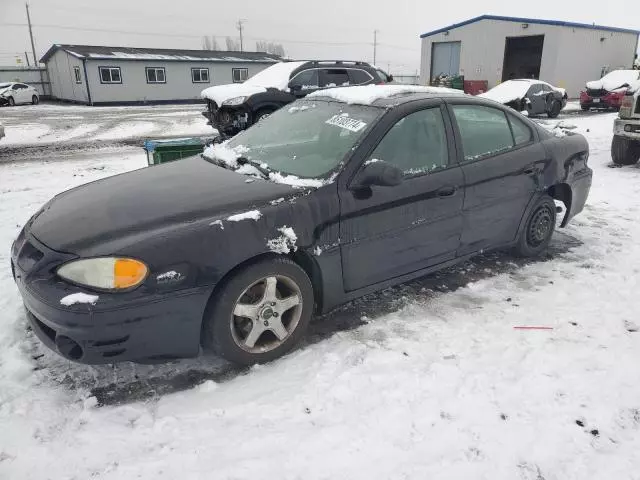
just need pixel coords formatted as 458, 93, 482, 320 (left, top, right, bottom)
307, 84, 463, 106
479, 79, 563, 104
586, 70, 640, 91
243, 61, 308, 90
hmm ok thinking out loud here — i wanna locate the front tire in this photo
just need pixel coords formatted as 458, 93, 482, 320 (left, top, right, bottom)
611, 135, 640, 165
202, 257, 314, 365
32, 95, 39, 105
515, 196, 557, 257
7, 96, 15, 106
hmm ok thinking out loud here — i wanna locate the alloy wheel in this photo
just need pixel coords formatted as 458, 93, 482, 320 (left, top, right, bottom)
230, 275, 303, 353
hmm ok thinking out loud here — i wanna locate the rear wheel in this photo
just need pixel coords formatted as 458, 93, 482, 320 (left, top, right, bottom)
611, 135, 640, 165
547, 99, 562, 118
515, 196, 557, 257
202, 257, 314, 365
7, 96, 15, 106
31, 95, 39, 105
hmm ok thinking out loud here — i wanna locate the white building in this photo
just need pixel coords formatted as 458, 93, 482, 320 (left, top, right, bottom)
40, 45, 281, 105
420, 15, 640, 97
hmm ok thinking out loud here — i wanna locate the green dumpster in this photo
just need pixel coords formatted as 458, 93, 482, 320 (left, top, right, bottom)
143, 137, 214, 166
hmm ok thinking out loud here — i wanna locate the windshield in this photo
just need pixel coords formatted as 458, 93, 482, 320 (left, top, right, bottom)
226, 100, 382, 179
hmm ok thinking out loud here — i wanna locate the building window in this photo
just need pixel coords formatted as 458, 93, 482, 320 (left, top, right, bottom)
232, 68, 248, 83
146, 67, 166, 84
99, 66, 122, 84
191, 68, 210, 83
73, 66, 82, 84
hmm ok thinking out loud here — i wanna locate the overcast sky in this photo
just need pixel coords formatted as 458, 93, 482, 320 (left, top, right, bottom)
1, 0, 638, 73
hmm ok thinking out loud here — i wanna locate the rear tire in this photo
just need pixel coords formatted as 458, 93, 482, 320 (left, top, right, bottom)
515, 195, 557, 257
547, 100, 562, 118
31, 95, 39, 105
7, 97, 15, 106
611, 135, 640, 165
202, 257, 314, 365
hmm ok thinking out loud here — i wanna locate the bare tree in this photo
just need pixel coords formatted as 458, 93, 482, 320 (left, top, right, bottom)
225, 37, 240, 51
256, 40, 285, 57
202, 36, 220, 51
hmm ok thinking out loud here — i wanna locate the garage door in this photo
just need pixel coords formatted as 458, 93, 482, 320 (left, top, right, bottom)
431, 42, 461, 78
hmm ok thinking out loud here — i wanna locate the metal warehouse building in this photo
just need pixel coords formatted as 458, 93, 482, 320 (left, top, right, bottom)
40, 45, 281, 105
420, 15, 640, 98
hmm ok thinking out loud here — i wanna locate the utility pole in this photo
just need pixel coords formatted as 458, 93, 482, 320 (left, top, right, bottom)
236, 19, 246, 52
373, 29, 379, 65
24, 51, 30, 66
25, 3, 37, 66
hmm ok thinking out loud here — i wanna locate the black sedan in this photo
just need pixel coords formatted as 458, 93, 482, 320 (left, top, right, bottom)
11, 86, 592, 366
480, 79, 568, 118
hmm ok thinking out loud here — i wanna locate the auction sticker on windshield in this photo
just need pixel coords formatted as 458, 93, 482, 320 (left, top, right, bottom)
325, 114, 367, 132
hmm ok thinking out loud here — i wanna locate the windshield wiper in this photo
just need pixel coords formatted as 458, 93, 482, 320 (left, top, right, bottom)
237, 157, 272, 179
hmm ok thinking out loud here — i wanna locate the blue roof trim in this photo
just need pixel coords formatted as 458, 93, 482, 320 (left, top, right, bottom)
420, 15, 640, 38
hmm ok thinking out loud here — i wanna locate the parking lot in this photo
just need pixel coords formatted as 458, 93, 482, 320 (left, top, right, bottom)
1, 99, 640, 478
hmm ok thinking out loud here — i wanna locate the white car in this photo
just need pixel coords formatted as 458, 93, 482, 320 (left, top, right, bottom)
0, 82, 40, 106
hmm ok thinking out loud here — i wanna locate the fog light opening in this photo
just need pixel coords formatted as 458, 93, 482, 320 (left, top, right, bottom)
55, 335, 83, 360
624, 125, 632, 132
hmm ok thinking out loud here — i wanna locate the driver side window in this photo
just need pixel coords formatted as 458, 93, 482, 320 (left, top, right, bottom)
289, 69, 319, 91
367, 108, 449, 176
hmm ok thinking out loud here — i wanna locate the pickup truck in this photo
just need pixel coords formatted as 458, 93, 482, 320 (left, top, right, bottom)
612, 84, 640, 165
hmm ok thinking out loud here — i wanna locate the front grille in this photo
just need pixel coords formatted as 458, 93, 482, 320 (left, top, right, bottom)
17, 241, 44, 272
587, 88, 606, 97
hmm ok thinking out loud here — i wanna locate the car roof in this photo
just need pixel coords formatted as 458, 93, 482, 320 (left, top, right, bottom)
306, 85, 467, 108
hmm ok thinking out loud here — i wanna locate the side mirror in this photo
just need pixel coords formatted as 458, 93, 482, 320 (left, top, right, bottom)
387, 74, 394, 83
351, 160, 403, 189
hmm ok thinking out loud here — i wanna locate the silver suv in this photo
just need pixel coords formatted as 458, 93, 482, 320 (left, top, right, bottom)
612, 83, 640, 165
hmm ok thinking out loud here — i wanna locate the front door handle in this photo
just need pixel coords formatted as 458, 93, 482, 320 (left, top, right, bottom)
437, 186, 457, 197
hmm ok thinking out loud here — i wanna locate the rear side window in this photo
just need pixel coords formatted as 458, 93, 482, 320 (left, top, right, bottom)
367, 108, 449, 176
452, 105, 514, 161
349, 69, 373, 85
508, 114, 533, 145
320, 69, 350, 87
375, 69, 389, 83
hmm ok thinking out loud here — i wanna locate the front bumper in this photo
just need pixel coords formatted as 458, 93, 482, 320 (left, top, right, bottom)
0, 97, 9, 106
202, 103, 248, 135
11, 233, 211, 364
614, 118, 640, 141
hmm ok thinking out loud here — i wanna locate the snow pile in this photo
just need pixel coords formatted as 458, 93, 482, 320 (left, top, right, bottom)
308, 84, 463, 105
227, 210, 262, 222
288, 105, 313, 113
156, 271, 182, 281
586, 70, 640, 91
202, 142, 249, 169
59, 292, 99, 306
268, 171, 325, 188
266, 226, 297, 253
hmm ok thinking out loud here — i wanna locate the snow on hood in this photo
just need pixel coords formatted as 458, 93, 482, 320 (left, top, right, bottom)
201, 61, 307, 106
307, 84, 463, 106
586, 70, 640, 92
479, 80, 564, 104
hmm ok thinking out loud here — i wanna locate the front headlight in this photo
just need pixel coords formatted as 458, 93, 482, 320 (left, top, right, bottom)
57, 258, 148, 291
222, 96, 247, 106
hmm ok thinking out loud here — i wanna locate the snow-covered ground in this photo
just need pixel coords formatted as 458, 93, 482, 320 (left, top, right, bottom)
1, 111, 640, 479
0, 102, 213, 146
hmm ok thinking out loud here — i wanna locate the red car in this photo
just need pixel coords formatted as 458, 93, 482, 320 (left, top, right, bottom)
580, 70, 640, 111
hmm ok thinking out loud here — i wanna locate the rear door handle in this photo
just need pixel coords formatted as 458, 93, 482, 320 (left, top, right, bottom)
437, 186, 457, 197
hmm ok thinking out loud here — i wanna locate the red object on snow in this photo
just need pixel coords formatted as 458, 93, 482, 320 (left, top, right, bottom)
464, 80, 489, 96
580, 89, 626, 110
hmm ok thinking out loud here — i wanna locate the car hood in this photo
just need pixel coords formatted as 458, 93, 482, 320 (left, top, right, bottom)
200, 83, 268, 106
30, 156, 296, 253
0, 87, 10, 96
